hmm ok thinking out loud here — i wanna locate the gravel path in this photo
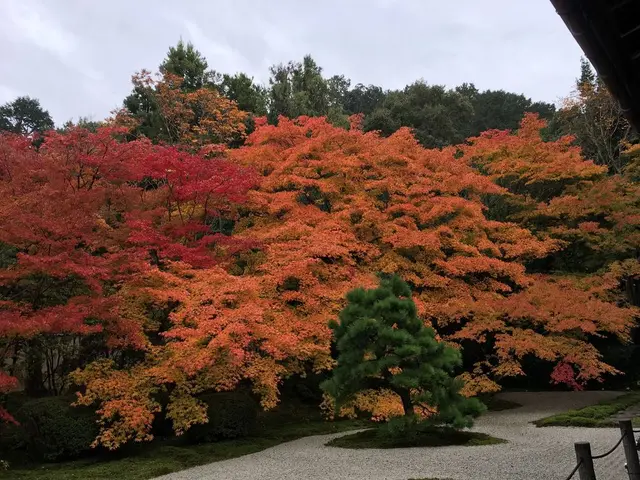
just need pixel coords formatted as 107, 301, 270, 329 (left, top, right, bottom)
156, 391, 631, 480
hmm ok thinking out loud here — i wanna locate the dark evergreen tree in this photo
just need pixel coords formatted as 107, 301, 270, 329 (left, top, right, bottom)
220, 72, 268, 115
322, 275, 484, 432
159, 40, 215, 91
578, 56, 596, 88
122, 79, 163, 141
344, 83, 387, 116
0, 96, 54, 135
365, 82, 473, 148
58, 116, 104, 133
455, 83, 556, 138
268, 55, 334, 122
363, 107, 400, 137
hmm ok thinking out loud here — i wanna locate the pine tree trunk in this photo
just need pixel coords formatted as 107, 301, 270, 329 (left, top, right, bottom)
398, 389, 414, 417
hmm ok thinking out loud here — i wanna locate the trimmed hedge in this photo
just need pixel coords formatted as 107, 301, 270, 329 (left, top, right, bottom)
186, 391, 258, 444
0, 396, 98, 462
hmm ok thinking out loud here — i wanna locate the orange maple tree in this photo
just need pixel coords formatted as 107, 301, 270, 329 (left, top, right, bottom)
228, 115, 634, 399
459, 114, 640, 277
455, 114, 638, 388
539, 144, 640, 272
459, 113, 640, 255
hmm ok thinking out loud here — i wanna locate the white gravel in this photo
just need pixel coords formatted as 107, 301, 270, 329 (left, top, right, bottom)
156, 391, 632, 480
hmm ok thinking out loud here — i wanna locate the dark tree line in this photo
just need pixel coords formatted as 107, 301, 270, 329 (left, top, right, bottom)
120, 41, 559, 149
4, 41, 632, 164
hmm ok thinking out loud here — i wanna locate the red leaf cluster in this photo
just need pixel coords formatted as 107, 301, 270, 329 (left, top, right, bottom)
0, 127, 253, 432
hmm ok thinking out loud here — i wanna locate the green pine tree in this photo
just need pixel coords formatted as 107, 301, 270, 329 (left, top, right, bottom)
159, 40, 213, 92
322, 275, 484, 432
578, 56, 596, 89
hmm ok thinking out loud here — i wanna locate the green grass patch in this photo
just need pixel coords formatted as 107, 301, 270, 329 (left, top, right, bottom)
9, 404, 369, 480
534, 392, 640, 428
326, 427, 506, 449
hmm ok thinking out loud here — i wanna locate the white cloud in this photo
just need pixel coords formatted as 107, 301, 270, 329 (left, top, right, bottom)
2, 0, 77, 58
183, 20, 234, 59
182, 19, 257, 76
374, 0, 398, 8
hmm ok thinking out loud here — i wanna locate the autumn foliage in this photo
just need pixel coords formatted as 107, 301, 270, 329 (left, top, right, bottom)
116, 70, 247, 148
0, 112, 637, 449
0, 127, 254, 446
229, 115, 634, 397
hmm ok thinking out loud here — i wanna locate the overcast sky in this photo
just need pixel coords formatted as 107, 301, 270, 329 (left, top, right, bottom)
0, 0, 585, 125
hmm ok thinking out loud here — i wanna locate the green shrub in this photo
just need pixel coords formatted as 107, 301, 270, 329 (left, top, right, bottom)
186, 391, 258, 444
0, 396, 98, 462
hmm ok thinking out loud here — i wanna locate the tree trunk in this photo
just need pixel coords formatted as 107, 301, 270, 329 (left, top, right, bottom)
25, 338, 45, 396
9, 342, 20, 376
624, 275, 640, 306
398, 389, 414, 417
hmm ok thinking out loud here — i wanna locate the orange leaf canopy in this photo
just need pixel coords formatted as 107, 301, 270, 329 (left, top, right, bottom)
229, 115, 633, 396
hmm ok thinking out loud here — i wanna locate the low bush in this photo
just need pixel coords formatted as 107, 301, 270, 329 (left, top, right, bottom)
186, 391, 258, 443
0, 396, 98, 462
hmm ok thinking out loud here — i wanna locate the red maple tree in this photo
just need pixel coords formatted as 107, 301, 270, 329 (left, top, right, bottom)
0, 126, 253, 439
